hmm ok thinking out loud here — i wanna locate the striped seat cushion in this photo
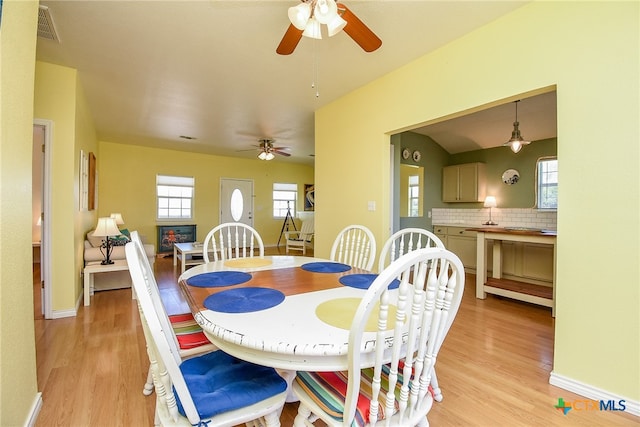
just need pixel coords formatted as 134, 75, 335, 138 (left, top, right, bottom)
296, 363, 434, 427
168, 313, 210, 350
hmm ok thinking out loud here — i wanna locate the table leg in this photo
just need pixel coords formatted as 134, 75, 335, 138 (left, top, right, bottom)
84, 270, 92, 306
476, 232, 487, 299
181, 252, 187, 274
173, 245, 178, 266
492, 240, 502, 279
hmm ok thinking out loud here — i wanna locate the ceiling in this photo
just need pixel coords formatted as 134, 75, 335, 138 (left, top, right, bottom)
35, 1, 556, 164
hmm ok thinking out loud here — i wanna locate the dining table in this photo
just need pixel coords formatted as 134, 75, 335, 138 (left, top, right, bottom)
178, 255, 394, 372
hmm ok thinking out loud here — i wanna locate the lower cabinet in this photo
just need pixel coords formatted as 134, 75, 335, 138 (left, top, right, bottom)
434, 226, 477, 271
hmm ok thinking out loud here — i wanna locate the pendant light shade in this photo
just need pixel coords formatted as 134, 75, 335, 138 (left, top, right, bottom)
504, 100, 531, 153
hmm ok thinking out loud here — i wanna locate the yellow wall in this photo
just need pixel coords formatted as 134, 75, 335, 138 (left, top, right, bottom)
97, 142, 314, 248
0, 1, 40, 424
316, 2, 639, 400
34, 62, 99, 312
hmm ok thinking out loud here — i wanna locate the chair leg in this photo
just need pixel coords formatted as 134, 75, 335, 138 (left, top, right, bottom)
431, 369, 443, 402
294, 403, 313, 426
143, 366, 154, 396
263, 410, 281, 427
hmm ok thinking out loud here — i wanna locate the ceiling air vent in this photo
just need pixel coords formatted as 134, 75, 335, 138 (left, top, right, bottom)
38, 5, 60, 42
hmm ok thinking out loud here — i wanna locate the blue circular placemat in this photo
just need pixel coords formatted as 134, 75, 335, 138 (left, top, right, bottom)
186, 271, 252, 288
301, 262, 352, 273
203, 287, 285, 313
339, 274, 400, 290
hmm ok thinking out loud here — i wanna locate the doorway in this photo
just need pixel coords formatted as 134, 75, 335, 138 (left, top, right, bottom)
33, 120, 52, 319
220, 178, 254, 226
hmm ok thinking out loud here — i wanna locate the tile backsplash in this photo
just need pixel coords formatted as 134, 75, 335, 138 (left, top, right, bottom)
432, 208, 557, 230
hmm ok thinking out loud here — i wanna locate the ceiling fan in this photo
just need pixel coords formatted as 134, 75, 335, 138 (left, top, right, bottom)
276, 0, 382, 55
254, 139, 291, 160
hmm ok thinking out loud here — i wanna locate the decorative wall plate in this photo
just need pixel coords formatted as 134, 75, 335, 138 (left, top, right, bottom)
412, 150, 422, 162
502, 169, 520, 185
402, 148, 411, 159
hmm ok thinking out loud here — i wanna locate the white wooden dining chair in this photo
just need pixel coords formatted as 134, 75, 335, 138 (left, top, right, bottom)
329, 225, 377, 271
292, 247, 465, 426
377, 228, 444, 274
377, 228, 448, 402
126, 240, 288, 427
129, 231, 216, 396
202, 222, 265, 263
285, 217, 314, 255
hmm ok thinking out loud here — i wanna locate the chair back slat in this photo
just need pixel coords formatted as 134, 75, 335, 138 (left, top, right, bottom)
203, 222, 264, 263
330, 224, 376, 271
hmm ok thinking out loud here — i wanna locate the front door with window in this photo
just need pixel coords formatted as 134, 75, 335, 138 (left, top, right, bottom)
220, 178, 254, 226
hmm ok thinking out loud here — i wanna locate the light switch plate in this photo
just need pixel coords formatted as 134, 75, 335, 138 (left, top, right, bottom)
368, 201, 376, 211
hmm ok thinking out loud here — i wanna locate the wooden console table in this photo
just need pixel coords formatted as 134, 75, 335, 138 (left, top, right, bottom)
470, 227, 557, 316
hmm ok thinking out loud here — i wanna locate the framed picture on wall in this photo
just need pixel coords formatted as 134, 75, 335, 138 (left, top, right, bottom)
304, 184, 315, 211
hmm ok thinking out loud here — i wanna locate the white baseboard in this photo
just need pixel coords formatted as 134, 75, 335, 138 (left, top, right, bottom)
24, 392, 42, 427
549, 371, 639, 417
51, 306, 77, 319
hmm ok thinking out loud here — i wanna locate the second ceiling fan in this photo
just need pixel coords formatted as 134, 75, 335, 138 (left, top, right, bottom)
276, 0, 382, 55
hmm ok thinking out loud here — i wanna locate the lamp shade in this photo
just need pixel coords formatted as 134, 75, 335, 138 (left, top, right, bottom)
288, 3, 312, 30
302, 17, 322, 39
314, 0, 338, 24
110, 212, 125, 225
327, 14, 347, 37
483, 196, 497, 208
93, 217, 120, 237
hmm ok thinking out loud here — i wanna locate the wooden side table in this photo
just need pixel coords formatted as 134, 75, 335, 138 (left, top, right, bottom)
173, 242, 208, 273
83, 259, 131, 306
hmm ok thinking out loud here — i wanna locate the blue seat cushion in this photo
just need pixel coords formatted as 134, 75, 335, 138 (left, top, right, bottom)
174, 351, 287, 419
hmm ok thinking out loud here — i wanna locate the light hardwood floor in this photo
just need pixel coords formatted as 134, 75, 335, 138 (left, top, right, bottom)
34, 248, 637, 426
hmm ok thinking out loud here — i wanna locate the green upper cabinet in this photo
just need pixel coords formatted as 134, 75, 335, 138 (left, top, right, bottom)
442, 162, 486, 202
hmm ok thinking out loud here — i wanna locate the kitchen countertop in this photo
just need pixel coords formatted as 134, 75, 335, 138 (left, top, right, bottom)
466, 226, 557, 237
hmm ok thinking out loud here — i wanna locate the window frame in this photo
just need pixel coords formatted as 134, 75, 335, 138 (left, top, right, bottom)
156, 174, 195, 220
535, 157, 558, 211
408, 174, 420, 217
273, 183, 297, 219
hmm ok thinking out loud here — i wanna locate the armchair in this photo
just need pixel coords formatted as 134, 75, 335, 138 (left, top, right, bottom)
285, 217, 314, 255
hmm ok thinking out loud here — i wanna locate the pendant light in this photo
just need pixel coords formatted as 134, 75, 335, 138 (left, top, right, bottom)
503, 100, 531, 153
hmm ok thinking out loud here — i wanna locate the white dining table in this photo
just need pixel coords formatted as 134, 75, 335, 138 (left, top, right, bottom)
178, 255, 392, 372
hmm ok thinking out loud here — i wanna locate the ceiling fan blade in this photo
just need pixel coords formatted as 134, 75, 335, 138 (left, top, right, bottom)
337, 3, 382, 53
273, 149, 291, 157
276, 24, 303, 55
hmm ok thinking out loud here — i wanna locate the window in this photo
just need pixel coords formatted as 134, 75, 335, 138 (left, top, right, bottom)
273, 183, 297, 218
537, 158, 558, 210
408, 174, 420, 217
157, 175, 194, 219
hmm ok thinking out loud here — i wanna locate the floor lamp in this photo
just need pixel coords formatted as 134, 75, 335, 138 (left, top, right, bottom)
93, 217, 120, 264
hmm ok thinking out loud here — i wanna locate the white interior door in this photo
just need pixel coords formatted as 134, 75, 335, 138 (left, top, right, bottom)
220, 178, 254, 226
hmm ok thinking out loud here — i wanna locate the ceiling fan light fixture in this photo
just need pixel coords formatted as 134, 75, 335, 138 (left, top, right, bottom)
314, 0, 338, 24
326, 14, 347, 36
288, 3, 312, 30
302, 17, 322, 39
503, 100, 531, 153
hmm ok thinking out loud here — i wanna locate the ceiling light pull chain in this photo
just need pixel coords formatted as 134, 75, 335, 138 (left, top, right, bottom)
311, 39, 320, 98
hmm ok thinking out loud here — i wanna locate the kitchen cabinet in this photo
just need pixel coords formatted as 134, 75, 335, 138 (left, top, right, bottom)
433, 226, 477, 270
442, 162, 486, 202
